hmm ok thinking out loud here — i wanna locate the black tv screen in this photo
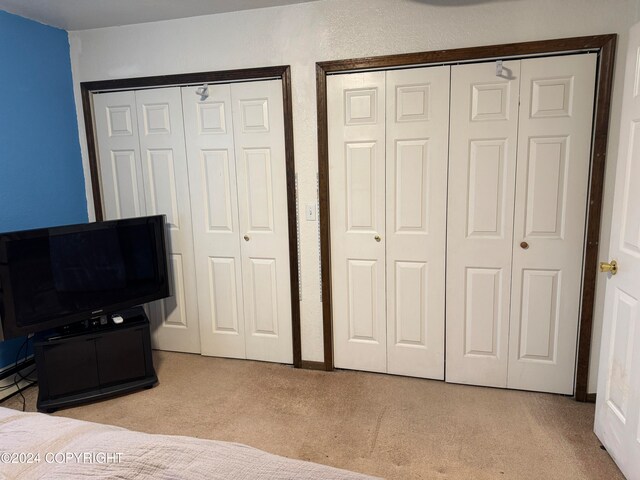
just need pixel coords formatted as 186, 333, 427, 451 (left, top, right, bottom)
0, 215, 169, 339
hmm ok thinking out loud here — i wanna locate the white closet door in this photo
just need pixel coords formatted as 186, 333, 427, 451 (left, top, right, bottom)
93, 91, 146, 220
231, 80, 293, 364
385, 66, 449, 379
328, 72, 387, 373
181, 84, 246, 359
507, 54, 597, 394
446, 61, 521, 387
134, 88, 201, 354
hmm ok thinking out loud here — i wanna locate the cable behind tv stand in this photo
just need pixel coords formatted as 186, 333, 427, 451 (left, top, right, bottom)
34, 306, 157, 413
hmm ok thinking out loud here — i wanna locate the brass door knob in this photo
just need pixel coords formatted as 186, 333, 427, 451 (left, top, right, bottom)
244, 234, 250, 242
520, 241, 529, 250
600, 260, 618, 275
374, 234, 381, 242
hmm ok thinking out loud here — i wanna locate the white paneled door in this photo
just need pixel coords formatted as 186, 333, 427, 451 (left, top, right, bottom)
94, 89, 201, 353
230, 80, 293, 364
95, 80, 292, 363
446, 61, 521, 388
329, 71, 387, 374
182, 80, 293, 364
446, 54, 596, 394
385, 67, 449, 379
508, 54, 596, 394
329, 54, 597, 393
94, 91, 146, 220
182, 84, 246, 359
134, 88, 201, 354
328, 66, 449, 378
595, 22, 640, 479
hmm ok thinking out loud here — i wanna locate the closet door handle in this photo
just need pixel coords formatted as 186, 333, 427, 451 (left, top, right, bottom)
244, 234, 250, 242
520, 241, 529, 250
374, 234, 381, 242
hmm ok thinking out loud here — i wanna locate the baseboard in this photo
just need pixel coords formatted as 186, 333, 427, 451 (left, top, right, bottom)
586, 393, 597, 403
300, 360, 327, 371
0, 356, 36, 402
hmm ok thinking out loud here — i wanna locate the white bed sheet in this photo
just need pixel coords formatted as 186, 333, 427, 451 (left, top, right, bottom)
0, 407, 378, 479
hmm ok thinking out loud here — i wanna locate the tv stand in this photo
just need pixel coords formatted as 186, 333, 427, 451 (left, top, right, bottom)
34, 306, 157, 412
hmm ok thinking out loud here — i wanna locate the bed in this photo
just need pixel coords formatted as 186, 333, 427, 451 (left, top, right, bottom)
0, 407, 377, 479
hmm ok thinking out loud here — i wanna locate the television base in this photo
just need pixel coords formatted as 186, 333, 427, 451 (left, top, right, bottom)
37, 376, 157, 413
34, 306, 157, 413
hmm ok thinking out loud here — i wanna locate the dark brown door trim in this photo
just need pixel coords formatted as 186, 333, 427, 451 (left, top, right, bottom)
316, 35, 617, 400
81, 65, 302, 368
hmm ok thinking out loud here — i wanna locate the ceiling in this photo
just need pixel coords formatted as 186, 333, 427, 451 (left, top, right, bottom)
0, 0, 320, 31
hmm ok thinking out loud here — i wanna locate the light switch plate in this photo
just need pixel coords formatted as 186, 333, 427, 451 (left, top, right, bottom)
305, 204, 316, 221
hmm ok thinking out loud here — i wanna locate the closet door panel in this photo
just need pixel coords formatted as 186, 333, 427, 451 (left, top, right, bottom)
182, 84, 246, 359
93, 92, 146, 220
232, 80, 293, 364
135, 88, 201, 354
507, 54, 597, 394
446, 61, 521, 387
328, 72, 387, 373
385, 66, 449, 379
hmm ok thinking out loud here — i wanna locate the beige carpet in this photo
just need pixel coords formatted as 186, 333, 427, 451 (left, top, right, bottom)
1, 351, 622, 479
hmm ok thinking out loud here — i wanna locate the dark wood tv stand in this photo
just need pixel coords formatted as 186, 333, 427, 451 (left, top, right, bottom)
34, 306, 157, 412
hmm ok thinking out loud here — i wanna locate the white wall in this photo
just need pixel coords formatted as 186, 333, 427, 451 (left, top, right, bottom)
69, 0, 637, 393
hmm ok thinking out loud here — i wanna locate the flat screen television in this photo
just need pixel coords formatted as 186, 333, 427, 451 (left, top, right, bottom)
0, 215, 169, 340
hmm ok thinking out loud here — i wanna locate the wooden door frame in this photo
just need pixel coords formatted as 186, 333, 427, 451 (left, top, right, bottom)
316, 35, 617, 401
81, 65, 302, 368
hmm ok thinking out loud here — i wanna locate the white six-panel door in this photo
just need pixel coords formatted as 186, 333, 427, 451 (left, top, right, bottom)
94, 89, 201, 353
329, 71, 388, 373
329, 55, 596, 392
181, 79, 293, 364
134, 88, 201, 354
446, 56, 596, 393
182, 84, 247, 359
231, 80, 293, 364
385, 67, 449, 379
508, 54, 596, 394
329, 67, 449, 378
94, 80, 292, 362
595, 21, 640, 479
446, 61, 521, 388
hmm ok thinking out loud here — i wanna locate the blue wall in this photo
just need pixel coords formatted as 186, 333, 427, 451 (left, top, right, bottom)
0, 11, 87, 368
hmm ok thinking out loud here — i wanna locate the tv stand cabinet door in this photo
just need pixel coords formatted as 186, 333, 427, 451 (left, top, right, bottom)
37, 339, 100, 399
95, 327, 147, 386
